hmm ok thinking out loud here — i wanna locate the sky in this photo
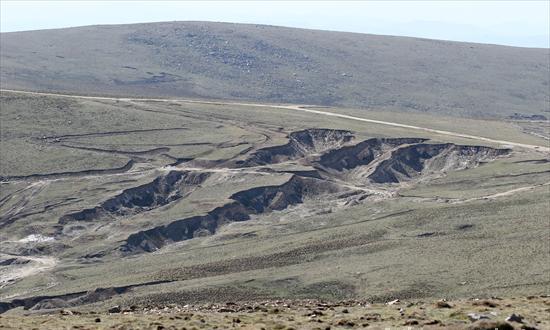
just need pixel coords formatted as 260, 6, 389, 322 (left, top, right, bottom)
1, 1, 549, 48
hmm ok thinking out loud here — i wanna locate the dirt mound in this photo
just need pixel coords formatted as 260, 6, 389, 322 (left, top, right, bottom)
59, 171, 209, 224
121, 176, 344, 253
238, 129, 354, 166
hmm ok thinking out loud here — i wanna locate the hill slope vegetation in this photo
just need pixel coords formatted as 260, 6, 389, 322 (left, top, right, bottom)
1, 21, 549, 119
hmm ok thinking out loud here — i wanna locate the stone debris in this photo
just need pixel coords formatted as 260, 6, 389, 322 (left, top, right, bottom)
506, 313, 524, 323
108, 305, 122, 313
435, 300, 452, 308
468, 313, 492, 322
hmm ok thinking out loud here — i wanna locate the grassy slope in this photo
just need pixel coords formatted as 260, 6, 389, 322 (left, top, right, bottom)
2, 91, 547, 178
2, 297, 549, 329
1, 21, 549, 119
1, 92, 548, 309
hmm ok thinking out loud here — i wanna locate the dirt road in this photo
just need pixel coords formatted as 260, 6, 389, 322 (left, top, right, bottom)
2, 89, 549, 153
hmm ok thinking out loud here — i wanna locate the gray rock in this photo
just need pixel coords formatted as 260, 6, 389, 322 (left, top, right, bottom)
108, 305, 121, 313
218, 308, 236, 313
468, 313, 491, 322
467, 320, 514, 330
506, 313, 524, 323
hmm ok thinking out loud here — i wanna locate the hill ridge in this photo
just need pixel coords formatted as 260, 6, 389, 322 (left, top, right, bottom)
1, 21, 549, 119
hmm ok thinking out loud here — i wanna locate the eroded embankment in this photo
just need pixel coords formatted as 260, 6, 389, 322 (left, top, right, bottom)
315, 137, 427, 172
0, 160, 135, 183
119, 131, 509, 254
314, 140, 510, 184
25, 130, 510, 257
59, 171, 209, 224
121, 175, 344, 253
0, 280, 171, 314
0, 130, 514, 313
368, 143, 510, 183
237, 129, 354, 166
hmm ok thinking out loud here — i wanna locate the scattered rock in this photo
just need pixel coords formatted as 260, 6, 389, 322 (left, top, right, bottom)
403, 319, 419, 325
467, 320, 514, 330
335, 319, 355, 327
364, 313, 381, 321
59, 309, 73, 315
520, 325, 538, 330
506, 313, 524, 323
108, 305, 121, 313
305, 310, 324, 317
435, 300, 452, 308
473, 300, 499, 307
386, 299, 400, 305
468, 313, 492, 322
94, 318, 101, 323
217, 308, 235, 313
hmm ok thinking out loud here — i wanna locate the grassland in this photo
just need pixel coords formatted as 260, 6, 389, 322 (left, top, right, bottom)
1, 21, 549, 120
1, 296, 548, 329
0, 90, 548, 330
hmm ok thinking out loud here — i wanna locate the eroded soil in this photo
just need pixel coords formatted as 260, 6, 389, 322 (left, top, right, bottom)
1, 92, 548, 319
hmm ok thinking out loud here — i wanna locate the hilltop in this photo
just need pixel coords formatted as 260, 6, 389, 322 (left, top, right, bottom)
1, 21, 548, 119
0, 21, 549, 328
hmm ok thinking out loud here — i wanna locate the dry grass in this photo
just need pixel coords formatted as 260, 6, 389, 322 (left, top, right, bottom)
1, 296, 548, 329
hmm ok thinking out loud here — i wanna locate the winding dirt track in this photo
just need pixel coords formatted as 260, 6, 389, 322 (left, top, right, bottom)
1, 89, 549, 153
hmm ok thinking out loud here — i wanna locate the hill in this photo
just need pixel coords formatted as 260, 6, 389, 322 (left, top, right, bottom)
1, 21, 548, 119
1, 21, 549, 326
1, 90, 549, 318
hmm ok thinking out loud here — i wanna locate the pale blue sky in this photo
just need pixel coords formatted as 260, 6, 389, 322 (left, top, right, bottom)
1, 1, 549, 48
